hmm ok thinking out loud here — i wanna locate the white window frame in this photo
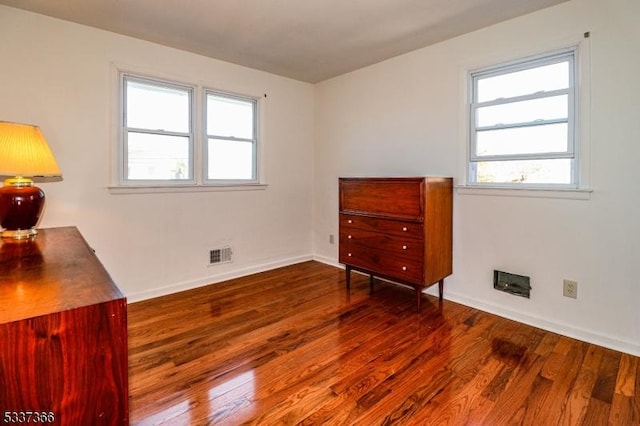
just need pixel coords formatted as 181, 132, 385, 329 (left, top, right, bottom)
121, 74, 196, 185
203, 89, 258, 185
467, 47, 580, 190
112, 69, 265, 193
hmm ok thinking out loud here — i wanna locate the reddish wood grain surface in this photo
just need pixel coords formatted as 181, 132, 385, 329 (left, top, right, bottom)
127, 261, 640, 425
0, 227, 128, 425
339, 177, 452, 310
0, 227, 124, 322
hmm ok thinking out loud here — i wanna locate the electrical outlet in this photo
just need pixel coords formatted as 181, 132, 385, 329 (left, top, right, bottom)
329, 234, 335, 244
563, 279, 578, 299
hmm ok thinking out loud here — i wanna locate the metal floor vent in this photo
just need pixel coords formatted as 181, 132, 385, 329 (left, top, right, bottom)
209, 247, 232, 265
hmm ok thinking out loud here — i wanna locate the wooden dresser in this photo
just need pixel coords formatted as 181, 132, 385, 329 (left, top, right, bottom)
0, 227, 129, 425
339, 177, 452, 311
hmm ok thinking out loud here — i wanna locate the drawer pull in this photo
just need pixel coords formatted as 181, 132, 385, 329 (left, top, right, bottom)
402, 245, 407, 250
348, 219, 353, 224
348, 235, 352, 239
348, 253, 352, 257
402, 227, 408, 232
402, 266, 407, 271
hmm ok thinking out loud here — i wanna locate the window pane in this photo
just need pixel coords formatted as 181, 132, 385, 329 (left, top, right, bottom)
207, 138, 254, 180
207, 94, 254, 139
127, 132, 190, 180
477, 61, 569, 102
126, 80, 190, 133
477, 95, 568, 127
476, 123, 568, 156
475, 159, 572, 184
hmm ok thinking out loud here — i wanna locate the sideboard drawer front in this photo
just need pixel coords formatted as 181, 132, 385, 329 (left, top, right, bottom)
339, 229, 423, 261
339, 178, 424, 220
340, 247, 424, 284
340, 214, 424, 240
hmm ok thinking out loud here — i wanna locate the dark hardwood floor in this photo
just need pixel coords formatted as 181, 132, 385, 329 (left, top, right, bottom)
128, 261, 640, 425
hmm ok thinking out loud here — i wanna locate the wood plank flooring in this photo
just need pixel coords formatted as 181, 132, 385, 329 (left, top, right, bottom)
128, 261, 640, 425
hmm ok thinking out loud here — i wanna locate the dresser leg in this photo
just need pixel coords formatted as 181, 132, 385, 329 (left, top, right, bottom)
369, 275, 374, 294
416, 287, 422, 313
438, 279, 444, 301
345, 265, 351, 291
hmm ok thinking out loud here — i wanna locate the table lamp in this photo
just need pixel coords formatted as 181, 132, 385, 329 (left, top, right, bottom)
0, 122, 62, 240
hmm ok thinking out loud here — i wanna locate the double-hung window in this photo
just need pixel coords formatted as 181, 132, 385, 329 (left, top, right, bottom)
120, 73, 259, 187
469, 48, 577, 187
123, 75, 193, 182
205, 91, 257, 181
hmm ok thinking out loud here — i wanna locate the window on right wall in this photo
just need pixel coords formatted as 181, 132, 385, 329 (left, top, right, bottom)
468, 47, 579, 188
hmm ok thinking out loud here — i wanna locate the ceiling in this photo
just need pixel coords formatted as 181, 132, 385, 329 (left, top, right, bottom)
0, 0, 568, 83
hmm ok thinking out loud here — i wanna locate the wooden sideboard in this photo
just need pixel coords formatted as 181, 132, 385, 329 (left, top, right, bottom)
339, 177, 453, 311
0, 227, 128, 425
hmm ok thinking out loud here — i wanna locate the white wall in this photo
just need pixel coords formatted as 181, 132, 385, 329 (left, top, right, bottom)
2, 1, 639, 356
314, 0, 640, 355
0, 6, 315, 301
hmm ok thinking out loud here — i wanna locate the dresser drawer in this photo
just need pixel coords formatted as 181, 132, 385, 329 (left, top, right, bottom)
340, 214, 423, 240
339, 246, 424, 284
339, 178, 424, 220
340, 228, 423, 261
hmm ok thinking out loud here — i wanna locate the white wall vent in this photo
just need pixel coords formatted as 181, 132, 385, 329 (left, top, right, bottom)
209, 246, 232, 265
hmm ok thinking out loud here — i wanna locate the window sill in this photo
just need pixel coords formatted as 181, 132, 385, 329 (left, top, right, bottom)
108, 183, 268, 195
456, 185, 592, 200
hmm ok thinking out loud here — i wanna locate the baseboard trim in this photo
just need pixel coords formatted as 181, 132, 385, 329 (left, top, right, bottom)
446, 291, 640, 357
126, 254, 314, 303
312, 254, 343, 268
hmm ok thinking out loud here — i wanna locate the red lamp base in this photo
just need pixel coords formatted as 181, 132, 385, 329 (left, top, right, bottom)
0, 177, 45, 240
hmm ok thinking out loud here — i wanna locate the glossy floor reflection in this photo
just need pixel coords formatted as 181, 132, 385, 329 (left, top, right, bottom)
128, 261, 640, 425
